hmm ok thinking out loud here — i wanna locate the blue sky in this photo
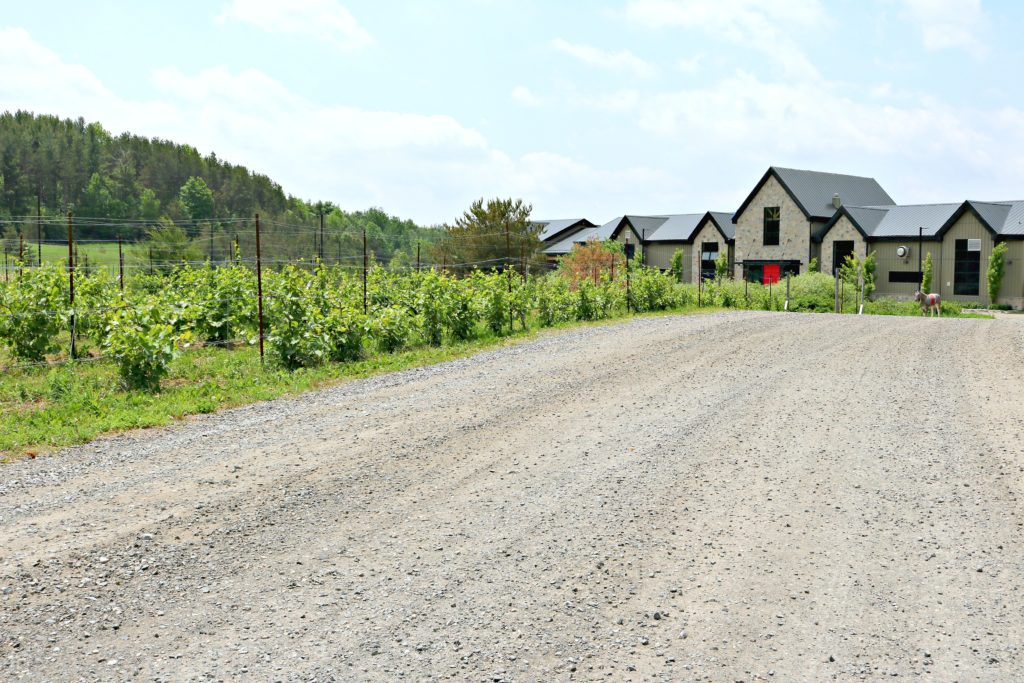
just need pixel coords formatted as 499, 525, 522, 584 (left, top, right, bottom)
2, 0, 1023, 224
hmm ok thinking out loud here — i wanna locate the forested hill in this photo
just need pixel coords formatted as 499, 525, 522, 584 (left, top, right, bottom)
0, 110, 439, 263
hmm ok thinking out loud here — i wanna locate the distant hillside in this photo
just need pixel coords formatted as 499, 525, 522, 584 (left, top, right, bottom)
0, 110, 438, 263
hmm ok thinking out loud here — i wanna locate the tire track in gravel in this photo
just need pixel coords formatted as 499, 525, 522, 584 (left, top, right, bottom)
2, 311, 1022, 682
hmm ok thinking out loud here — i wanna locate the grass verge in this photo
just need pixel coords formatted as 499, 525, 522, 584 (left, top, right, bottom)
1, 306, 717, 462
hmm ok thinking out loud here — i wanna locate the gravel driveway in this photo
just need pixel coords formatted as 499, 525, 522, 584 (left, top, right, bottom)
2, 310, 1022, 682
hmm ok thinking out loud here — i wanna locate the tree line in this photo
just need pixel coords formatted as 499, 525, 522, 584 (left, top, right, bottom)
0, 110, 441, 264
0, 110, 545, 270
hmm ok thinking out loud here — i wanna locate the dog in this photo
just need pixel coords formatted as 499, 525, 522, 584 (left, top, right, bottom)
914, 290, 941, 317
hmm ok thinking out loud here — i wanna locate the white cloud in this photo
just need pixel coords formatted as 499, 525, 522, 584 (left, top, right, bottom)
511, 85, 543, 107
624, 0, 828, 79
550, 38, 657, 79
900, 0, 989, 59
677, 55, 703, 74
216, 0, 373, 51
0, 28, 679, 223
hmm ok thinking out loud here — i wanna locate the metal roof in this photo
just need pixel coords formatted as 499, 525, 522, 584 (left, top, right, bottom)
638, 214, 699, 241
734, 167, 894, 222
622, 215, 669, 240
822, 199, 1024, 241
707, 212, 736, 240
534, 218, 595, 243
541, 225, 603, 254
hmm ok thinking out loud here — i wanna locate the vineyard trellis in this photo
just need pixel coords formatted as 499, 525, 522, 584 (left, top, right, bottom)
0, 213, 708, 390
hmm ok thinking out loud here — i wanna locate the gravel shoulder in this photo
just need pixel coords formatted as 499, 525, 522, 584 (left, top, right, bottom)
2, 310, 1023, 682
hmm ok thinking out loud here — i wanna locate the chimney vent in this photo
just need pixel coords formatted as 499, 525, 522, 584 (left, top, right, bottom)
832, 193, 842, 209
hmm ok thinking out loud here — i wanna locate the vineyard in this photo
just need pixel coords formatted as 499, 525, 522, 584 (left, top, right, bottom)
0, 226, 993, 459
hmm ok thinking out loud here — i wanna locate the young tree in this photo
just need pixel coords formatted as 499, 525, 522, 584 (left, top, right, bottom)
559, 239, 623, 286
988, 242, 1007, 305
715, 252, 730, 281
146, 218, 202, 270
669, 249, 685, 282
178, 176, 214, 221
140, 188, 161, 221
436, 198, 539, 274
921, 251, 933, 293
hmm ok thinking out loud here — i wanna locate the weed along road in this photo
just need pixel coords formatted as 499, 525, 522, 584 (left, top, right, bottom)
1, 311, 1023, 682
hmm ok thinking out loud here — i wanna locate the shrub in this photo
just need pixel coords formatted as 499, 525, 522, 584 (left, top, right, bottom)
988, 242, 1007, 305
0, 263, 68, 361
921, 252, 933, 293
103, 301, 179, 391
669, 249, 685, 282
264, 265, 331, 369
366, 305, 412, 352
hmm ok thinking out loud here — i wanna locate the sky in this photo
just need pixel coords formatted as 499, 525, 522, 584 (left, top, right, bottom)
2, 0, 1023, 225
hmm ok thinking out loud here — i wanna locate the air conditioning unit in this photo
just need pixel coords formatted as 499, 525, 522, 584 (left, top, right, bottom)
896, 246, 909, 258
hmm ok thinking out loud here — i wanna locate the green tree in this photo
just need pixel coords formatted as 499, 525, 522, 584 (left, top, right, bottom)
808, 257, 819, 273
436, 198, 538, 274
178, 176, 214, 221
146, 218, 202, 269
921, 251, 933, 293
715, 252, 730, 281
140, 187, 161, 221
669, 249, 685, 282
988, 242, 1007, 305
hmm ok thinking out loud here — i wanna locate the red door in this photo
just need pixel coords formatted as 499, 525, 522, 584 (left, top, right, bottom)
762, 263, 780, 285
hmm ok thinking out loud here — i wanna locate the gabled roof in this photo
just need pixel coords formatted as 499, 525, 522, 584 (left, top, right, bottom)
706, 212, 736, 240
641, 214, 701, 242
541, 216, 626, 255
817, 199, 1024, 242
534, 218, 596, 243
733, 167, 894, 223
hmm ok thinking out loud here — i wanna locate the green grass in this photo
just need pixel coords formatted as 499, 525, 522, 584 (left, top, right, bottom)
0, 307, 717, 461
3, 242, 149, 273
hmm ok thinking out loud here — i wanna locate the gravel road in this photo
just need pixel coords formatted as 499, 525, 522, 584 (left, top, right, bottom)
2, 311, 1023, 682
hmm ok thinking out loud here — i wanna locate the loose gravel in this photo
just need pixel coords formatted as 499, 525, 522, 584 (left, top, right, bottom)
2, 310, 1023, 682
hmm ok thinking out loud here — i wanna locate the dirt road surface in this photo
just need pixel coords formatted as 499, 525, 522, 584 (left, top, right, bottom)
2, 311, 1023, 682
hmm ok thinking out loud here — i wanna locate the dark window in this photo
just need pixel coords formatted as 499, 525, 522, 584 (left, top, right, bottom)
954, 239, 980, 296
889, 271, 924, 284
832, 240, 855, 275
700, 241, 719, 280
763, 207, 780, 246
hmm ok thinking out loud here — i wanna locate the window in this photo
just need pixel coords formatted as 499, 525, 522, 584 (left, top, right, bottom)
763, 207, 780, 246
832, 241, 855, 275
889, 271, 924, 284
954, 239, 980, 296
742, 261, 800, 283
700, 241, 719, 281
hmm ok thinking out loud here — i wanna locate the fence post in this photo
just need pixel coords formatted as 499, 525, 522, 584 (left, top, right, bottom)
36, 193, 42, 268
255, 213, 265, 364
834, 273, 840, 313
3, 249, 7, 282
67, 212, 76, 359
785, 273, 790, 311
416, 241, 421, 273
362, 227, 368, 314
18, 234, 24, 276
859, 277, 865, 315
149, 246, 153, 275
319, 210, 325, 263
118, 236, 124, 292
505, 220, 513, 332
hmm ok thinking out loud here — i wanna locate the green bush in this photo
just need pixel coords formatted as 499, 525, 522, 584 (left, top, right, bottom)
103, 300, 179, 391
0, 264, 68, 361
264, 265, 331, 369
988, 242, 1007, 305
366, 305, 412, 353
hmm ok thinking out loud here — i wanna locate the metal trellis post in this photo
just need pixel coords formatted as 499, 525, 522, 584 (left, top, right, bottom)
255, 214, 265, 364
